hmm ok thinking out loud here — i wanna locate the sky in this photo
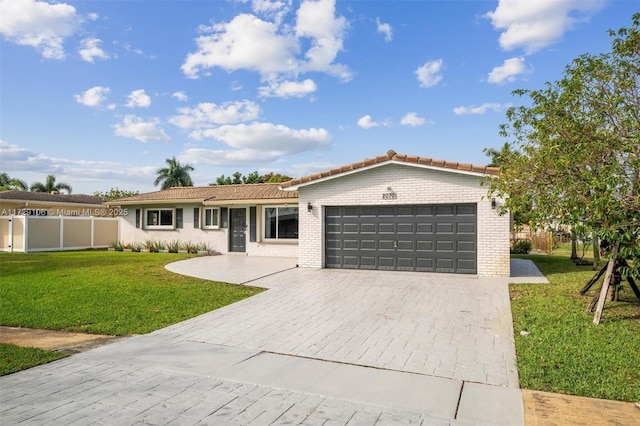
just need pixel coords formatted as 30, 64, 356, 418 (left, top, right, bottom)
1, 0, 638, 195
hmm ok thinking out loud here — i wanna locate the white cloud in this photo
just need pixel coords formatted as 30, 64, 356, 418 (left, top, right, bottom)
195, 122, 330, 152
78, 37, 109, 63
487, 57, 528, 84
0, 140, 55, 172
376, 17, 392, 42
169, 100, 261, 130
485, 0, 605, 54
357, 115, 380, 129
295, 0, 350, 79
182, 13, 298, 79
181, 0, 351, 89
400, 112, 426, 127
74, 86, 111, 108
258, 78, 317, 98
415, 59, 443, 88
251, 0, 291, 25
172, 91, 188, 102
0, 0, 84, 59
125, 89, 151, 108
113, 115, 169, 142
453, 103, 503, 115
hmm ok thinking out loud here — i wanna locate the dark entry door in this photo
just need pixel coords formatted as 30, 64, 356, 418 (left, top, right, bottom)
230, 208, 246, 252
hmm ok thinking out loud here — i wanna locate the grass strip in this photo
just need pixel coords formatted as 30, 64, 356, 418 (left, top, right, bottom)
511, 249, 640, 402
0, 343, 66, 376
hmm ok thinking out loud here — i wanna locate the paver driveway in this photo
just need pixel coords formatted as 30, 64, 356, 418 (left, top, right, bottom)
0, 261, 523, 425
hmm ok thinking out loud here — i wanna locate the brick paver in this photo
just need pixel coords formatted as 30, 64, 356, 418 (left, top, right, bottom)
0, 266, 520, 425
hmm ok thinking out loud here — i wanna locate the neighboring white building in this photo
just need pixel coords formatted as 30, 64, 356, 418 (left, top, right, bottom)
110, 150, 510, 277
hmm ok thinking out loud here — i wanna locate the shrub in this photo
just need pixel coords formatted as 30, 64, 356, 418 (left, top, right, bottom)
109, 240, 123, 251
166, 240, 180, 253
512, 239, 532, 254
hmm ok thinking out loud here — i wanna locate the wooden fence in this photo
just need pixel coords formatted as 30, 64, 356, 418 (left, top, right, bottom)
0, 215, 118, 252
511, 228, 554, 254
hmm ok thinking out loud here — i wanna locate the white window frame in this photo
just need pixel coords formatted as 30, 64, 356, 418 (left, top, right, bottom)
202, 207, 220, 229
144, 208, 175, 229
262, 205, 299, 240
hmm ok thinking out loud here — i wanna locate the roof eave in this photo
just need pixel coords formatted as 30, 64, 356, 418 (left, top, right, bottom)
282, 160, 495, 191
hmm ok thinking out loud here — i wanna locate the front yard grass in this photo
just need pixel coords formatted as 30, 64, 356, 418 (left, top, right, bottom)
0, 251, 264, 336
0, 343, 67, 376
511, 247, 640, 402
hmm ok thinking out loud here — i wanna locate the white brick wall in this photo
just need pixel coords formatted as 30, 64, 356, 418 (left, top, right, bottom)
295, 163, 510, 277
118, 203, 297, 258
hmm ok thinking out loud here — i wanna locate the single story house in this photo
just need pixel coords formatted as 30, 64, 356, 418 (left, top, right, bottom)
110, 150, 510, 277
109, 184, 300, 257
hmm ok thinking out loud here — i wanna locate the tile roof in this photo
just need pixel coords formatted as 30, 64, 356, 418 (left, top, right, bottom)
111, 183, 298, 204
280, 150, 499, 188
0, 190, 106, 205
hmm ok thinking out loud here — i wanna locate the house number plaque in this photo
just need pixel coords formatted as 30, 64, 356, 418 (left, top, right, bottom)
382, 191, 397, 200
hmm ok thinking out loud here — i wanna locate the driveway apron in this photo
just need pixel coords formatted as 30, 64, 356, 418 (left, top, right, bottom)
0, 259, 523, 425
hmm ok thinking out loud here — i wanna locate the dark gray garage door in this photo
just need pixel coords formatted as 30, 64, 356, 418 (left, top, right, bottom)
325, 204, 476, 274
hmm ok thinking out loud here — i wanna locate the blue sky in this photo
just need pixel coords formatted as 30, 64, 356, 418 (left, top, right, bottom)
1, 0, 638, 195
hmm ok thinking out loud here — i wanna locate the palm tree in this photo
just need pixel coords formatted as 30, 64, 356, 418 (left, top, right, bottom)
153, 157, 194, 190
0, 173, 28, 191
30, 174, 72, 194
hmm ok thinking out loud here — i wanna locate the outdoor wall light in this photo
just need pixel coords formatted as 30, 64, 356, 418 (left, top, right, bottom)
307, 202, 313, 212
491, 198, 497, 209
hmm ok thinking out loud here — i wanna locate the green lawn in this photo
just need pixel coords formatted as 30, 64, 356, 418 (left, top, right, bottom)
511, 246, 640, 402
0, 343, 67, 376
0, 251, 264, 336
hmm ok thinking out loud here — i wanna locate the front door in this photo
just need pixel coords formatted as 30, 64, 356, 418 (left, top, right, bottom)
229, 208, 246, 252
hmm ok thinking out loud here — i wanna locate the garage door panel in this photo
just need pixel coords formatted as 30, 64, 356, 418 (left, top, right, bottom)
415, 205, 435, 216
396, 206, 414, 216
436, 205, 455, 216
343, 223, 359, 233
325, 204, 476, 274
343, 239, 359, 249
457, 222, 475, 233
416, 223, 433, 234
361, 239, 377, 250
397, 223, 414, 233
437, 222, 455, 233
397, 240, 414, 250
457, 241, 475, 252
457, 205, 476, 215
378, 257, 395, 269
436, 240, 454, 251
416, 240, 434, 251
361, 223, 376, 233
379, 240, 395, 250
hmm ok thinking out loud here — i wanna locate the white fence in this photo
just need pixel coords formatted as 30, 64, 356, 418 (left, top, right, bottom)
0, 215, 118, 252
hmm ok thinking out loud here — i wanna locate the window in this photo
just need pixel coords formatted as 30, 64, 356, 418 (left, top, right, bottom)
264, 206, 298, 240
203, 207, 220, 229
145, 208, 174, 229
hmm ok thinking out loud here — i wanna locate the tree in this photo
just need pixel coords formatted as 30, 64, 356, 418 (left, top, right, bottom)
212, 171, 293, 185
0, 173, 28, 191
153, 157, 194, 190
487, 14, 640, 282
483, 142, 516, 167
30, 174, 72, 194
94, 188, 140, 200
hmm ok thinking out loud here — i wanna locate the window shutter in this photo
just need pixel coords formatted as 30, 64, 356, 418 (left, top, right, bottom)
249, 207, 257, 242
193, 207, 200, 228
221, 207, 228, 228
176, 208, 183, 228
135, 209, 141, 228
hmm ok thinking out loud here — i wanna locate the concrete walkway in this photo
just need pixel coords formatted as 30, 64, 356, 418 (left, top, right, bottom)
1, 257, 528, 425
